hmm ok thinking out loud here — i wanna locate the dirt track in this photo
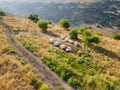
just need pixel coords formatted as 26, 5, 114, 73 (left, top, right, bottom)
0, 20, 75, 90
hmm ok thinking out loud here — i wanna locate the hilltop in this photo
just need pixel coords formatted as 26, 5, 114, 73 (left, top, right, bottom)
0, 13, 120, 90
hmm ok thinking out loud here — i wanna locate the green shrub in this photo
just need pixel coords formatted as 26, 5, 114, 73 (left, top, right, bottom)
79, 26, 88, 34
24, 64, 31, 70
94, 32, 103, 36
81, 29, 100, 45
0, 11, 5, 16
24, 43, 36, 52
38, 20, 48, 32
59, 18, 70, 28
77, 50, 84, 57
69, 29, 78, 39
112, 33, 120, 40
68, 77, 80, 88
40, 84, 49, 90
30, 78, 43, 90
28, 14, 39, 23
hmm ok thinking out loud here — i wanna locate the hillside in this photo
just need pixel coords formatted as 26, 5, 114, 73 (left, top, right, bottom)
0, 0, 120, 28
0, 14, 120, 90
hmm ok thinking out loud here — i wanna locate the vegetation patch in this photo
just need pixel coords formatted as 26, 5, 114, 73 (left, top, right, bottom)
17, 33, 120, 90
112, 33, 120, 40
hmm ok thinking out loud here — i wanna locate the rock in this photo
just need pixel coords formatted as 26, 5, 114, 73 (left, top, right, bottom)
11, 63, 18, 69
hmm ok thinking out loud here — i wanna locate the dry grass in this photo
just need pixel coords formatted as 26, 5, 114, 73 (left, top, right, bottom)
0, 24, 46, 90
87, 24, 120, 37
90, 37, 120, 76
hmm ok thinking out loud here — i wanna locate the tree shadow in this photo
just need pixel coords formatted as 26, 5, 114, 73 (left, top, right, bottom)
90, 45, 120, 61
43, 31, 60, 37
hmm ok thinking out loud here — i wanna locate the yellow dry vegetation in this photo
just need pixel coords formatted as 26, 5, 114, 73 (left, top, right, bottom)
0, 25, 45, 90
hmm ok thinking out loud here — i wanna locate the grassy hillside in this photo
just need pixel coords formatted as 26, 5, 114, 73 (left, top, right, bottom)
2, 15, 120, 90
0, 18, 48, 90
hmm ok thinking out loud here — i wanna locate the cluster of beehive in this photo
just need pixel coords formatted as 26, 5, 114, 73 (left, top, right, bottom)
49, 36, 80, 52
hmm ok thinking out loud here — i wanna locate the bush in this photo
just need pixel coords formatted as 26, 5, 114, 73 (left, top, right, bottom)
24, 43, 36, 52
40, 84, 49, 90
80, 29, 100, 45
112, 33, 120, 40
24, 64, 31, 70
79, 26, 88, 34
94, 32, 103, 36
60, 18, 70, 28
82, 35, 100, 45
38, 20, 48, 32
30, 78, 43, 90
28, 14, 39, 23
0, 11, 5, 16
68, 77, 80, 88
69, 29, 78, 39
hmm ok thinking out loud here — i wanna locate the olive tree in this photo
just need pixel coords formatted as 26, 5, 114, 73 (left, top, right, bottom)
38, 20, 48, 32
28, 14, 39, 23
59, 18, 70, 29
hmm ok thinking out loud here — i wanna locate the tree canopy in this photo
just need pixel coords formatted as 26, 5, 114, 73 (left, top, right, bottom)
28, 14, 39, 23
59, 18, 70, 29
38, 20, 48, 32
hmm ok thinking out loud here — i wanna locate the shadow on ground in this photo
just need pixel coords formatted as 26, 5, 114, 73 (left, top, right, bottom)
91, 45, 120, 61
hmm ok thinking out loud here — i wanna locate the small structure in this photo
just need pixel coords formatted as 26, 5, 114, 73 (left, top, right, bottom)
68, 39, 73, 44
49, 38, 54, 43
64, 38, 69, 42
54, 41, 59, 47
59, 45, 65, 50
66, 47, 72, 52
61, 36, 65, 40
74, 41, 79, 47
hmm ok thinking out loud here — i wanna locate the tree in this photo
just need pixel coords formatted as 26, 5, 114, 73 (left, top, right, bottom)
0, 11, 5, 16
38, 20, 48, 32
79, 27, 100, 45
28, 14, 39, 23
69, 29, 78, 39
60, 18, 70, 29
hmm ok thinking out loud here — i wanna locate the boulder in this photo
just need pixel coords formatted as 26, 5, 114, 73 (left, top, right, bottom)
11, 63, 18, 69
